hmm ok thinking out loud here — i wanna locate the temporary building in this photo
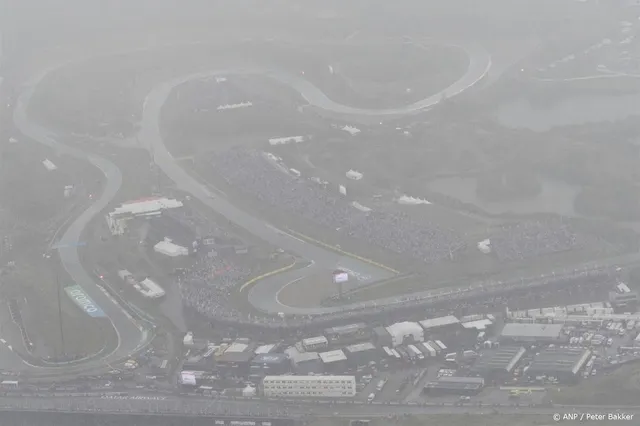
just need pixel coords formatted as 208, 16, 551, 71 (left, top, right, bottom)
386, 322, 424, 347
154, 238, 189, 257
42, 159, 57, 171
346, 170, 363, 180
477, 239, 491, 254
268, 136, 305, 146
139, 278, 166, 299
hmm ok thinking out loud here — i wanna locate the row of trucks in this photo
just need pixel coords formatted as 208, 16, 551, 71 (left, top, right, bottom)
383, 340, 448, 363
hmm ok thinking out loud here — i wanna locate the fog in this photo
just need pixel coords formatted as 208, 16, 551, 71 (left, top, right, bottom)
1, 1, 640, 425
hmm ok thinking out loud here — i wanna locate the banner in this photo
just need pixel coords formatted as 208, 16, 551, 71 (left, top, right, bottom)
64, 285, 106, 318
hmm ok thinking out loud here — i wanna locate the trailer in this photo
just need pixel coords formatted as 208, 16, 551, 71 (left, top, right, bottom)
408, 344, 424, 360
421, 342, 437, 357
426, 340, 441, 354
434, 340, 447, 352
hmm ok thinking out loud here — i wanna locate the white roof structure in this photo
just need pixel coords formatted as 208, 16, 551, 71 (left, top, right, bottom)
319, 350, 347, 364
110, 197, 183, 218
419, 315, 460, 330
217, 101, 252, 110
154, 239, 188, 257
397, 195, 431, 205
461, 319, 493, 331
302, 336, 328, 348
346, 170, 363, 180
351, 202, 371, 212
226, 342, 249, 353
291, 351, 320, 364
42, 159, 57, 171
254, 344, 276, 355
500, 323, 564, 340
285, 346, 320, 364
618, 283, 631, 293
341, 125, 361, 135
477, 239, 491, 254
386, 321, 423, 339
139, 278, 165, 299
345, 342, 376, 353
269, 136, 305, 146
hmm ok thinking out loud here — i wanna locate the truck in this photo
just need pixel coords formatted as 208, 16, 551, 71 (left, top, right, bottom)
421, 342, 437, 357
408, 344, 425, 360
426, 340, 441, 355
118, 269, 138, 286
434, 340, 447, 352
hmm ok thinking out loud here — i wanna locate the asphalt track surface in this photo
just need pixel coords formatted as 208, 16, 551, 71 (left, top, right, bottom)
3, 393, 640, 417
8, 68, 150, 372
271, 45, 491, 116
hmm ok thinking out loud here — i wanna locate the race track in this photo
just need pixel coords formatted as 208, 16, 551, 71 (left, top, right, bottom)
9, 69, 151, 372
5, 39, 491, 376
139, 43, 491, 313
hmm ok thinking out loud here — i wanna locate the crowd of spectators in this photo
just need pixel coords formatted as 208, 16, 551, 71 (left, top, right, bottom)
178, 255, 252, 323
175, 247, 617, 332
209, 148, 466, 264
491, 220, 586, 262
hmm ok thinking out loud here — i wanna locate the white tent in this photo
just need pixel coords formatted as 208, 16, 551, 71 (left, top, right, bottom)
346, 170, 363, 180
351, 202, 371, 212
42, 159, 57, 171
154, 238, 188, 257
397, 195, 431, 205
477, 239, 491, 254
242, 385, 257, 397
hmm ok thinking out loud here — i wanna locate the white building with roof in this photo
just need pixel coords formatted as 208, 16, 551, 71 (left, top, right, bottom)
262, 375, 356, 398
319, 349, 348, 373
319, 350, 347, 364
138, 278, 165, 299
386, 321, 424, 347
42, 159, 57, 171
254, 344, 277, 355
154, 238, 189, 257
225, 342, 249, 353
500, 323, 566, 344
268, 136, 305, 146
419, 315, 460, 331
462, 319, 493, 331
302, 336, 329, 352
105, 197, 183, 236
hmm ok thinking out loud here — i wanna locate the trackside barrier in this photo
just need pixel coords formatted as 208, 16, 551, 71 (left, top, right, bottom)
285, 228, 400, 274
239, 259, 298, 292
